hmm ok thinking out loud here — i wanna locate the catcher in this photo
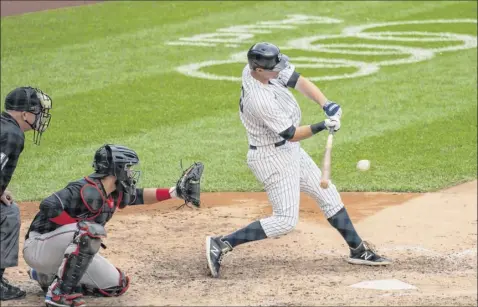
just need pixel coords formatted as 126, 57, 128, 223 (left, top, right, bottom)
22, 144, 204, 307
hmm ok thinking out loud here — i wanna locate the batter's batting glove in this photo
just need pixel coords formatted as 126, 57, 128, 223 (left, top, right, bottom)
175, 161, 204, 209
325, 118, 341, 132
323, 100, 342, 121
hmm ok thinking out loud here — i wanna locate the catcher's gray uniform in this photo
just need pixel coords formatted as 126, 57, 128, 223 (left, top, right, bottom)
24, 223, 122, 292
23, 174, 134, 297
23, 146, 204, 301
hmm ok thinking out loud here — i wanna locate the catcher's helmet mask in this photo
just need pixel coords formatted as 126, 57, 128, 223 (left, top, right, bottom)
91, 144, 141, 195
247, 42, 289, 72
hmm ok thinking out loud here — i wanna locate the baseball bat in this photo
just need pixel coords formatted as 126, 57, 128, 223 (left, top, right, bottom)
320, 128, 336, 189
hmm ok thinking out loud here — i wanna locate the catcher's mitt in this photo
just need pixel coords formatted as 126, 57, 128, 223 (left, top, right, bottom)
175, 162, 204, 209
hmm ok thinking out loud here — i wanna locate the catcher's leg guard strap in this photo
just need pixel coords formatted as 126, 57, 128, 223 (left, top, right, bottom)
76, 220, 107, 239
58, 222, 106, 294
88, 267, 130, 297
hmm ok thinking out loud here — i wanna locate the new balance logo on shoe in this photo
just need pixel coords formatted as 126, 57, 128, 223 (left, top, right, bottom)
211, 245, 220, 257
361, 251, 373, 261
348, 241, 391, 266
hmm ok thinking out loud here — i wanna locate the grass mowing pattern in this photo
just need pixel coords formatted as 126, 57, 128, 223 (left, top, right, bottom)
0, 1, 476, 200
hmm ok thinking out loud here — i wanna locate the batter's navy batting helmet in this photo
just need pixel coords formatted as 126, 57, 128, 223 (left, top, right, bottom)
247, 42, 289, 72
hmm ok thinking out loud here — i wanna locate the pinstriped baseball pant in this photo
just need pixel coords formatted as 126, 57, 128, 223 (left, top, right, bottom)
247, 142, 344, 237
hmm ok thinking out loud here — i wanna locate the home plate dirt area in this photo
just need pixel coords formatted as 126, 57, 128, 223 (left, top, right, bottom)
3, 181, 477, 306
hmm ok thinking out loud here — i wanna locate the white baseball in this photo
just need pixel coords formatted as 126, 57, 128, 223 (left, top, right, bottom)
357, 160, 371, 171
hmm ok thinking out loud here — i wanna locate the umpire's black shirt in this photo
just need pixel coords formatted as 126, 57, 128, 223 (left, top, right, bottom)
0, 112, 25, 196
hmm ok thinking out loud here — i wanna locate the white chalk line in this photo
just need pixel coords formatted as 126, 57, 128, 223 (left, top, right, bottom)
312, 246, 477, 259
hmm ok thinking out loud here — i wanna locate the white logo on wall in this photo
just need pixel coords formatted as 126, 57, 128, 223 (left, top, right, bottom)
168, 15, 477, 82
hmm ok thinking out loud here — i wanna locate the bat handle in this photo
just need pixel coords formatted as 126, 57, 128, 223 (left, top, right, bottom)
320, 129, 335, 188
320, 180, 329, 189
325, 129, 335, 148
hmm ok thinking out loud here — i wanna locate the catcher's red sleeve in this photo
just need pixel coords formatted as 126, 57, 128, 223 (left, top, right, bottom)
50, 211, 78, 225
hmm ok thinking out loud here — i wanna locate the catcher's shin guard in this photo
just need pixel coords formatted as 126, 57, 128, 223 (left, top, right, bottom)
56, 221, 106, 294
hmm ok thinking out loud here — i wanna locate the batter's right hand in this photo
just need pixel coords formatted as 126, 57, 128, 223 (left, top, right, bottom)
325, 118, 341, 131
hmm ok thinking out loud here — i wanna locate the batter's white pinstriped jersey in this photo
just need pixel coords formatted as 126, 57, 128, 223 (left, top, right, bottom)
238, 63, 344, 237
239, 64, 301, 147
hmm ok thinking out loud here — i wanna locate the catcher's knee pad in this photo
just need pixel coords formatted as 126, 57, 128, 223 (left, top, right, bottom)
85, 267, 130, 297
75, 221, 107, 255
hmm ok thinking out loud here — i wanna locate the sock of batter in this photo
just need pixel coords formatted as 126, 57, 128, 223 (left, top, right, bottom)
222, 221, 267, 248
327, 207, 362, 249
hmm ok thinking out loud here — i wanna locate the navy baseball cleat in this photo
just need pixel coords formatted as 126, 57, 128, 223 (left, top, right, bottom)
206, 236, 233, 278
347, 241, 391, 266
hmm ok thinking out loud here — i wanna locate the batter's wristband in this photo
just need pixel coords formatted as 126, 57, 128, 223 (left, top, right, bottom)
311, 121, 326, 134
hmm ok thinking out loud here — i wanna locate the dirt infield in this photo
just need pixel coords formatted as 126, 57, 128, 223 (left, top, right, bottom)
0, 1, 102, 17
2, 181, 477, 306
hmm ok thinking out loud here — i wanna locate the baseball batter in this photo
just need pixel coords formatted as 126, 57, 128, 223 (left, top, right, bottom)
23, 144, 203, 307
206, 42, 390, 278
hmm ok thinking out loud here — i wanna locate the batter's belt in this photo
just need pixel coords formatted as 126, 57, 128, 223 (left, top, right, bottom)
249, 139, 286, 150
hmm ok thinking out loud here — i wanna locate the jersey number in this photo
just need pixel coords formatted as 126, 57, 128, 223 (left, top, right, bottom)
239, 86, 244, 113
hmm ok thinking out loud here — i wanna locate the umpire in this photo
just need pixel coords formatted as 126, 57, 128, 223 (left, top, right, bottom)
0, 86, 52, 300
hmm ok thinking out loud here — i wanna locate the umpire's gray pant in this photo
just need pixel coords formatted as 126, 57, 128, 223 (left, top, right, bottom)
0, 202, 21, 269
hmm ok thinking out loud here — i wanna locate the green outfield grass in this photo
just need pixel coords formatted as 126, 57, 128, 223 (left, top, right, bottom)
1, 1, 476, 201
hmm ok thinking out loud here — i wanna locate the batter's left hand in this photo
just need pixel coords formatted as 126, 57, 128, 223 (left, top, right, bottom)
323, 101, 342, 121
